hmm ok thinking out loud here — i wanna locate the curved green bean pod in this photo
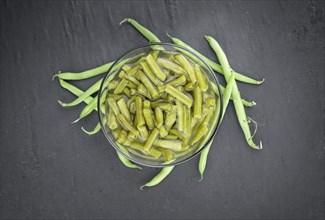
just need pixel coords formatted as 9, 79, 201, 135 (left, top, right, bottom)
81, 122, 101, 135
120, 18, 161, 43
205, 36, 262, 149
140, 166, 175, 189
199, 72, 236, 181
58, 79, 94, 104
198, 140, 213, 182
58, 78, 103, 107
53, 61, 114, 80
72, 95, 98, 123
222, 74, 236, 117
167, 34, 264, 85
116, 151, 141, 169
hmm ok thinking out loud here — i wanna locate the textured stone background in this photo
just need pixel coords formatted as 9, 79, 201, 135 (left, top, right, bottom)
0, 1, 324, 219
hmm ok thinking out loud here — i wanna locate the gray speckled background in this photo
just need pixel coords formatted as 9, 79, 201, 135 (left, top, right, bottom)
0, 1, 324, 219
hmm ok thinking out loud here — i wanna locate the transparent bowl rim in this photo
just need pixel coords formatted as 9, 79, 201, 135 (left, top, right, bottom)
98, 42, 223, 168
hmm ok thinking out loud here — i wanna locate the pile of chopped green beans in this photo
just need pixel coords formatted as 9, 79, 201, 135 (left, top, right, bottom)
54, 18, 263, 189
105, 51, 218, 162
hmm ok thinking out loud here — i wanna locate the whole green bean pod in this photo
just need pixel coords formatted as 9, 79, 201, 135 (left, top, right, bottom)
119, 18, 161, 43
119, 18, 164, 51
205, 36, 262, 149
58, 79, 93, 104
116, 151, 141, 169
198, 140, 213, 181
167, 34, 264, 85
53, 61, 114, 80
58, 78, 103, 107
58, 80, 102, 135
81, 122, 101, 135
198, 72, 235, 181
72, 95, 98, 123
140, 166, 175, 190
222, 74, 236, 117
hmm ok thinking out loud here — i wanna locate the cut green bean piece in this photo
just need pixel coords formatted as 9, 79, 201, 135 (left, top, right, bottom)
138, 125, 149, 139
155, 139, 182, 152
112, 127, 122, 139
194, 65, 209, 91
143, 128, 159, 152
129, 142, 161, 158
117, 114, 139, 135
108, 94, 123, 100
125, 81, 137, 89
170, 128, 184, 140
108, 98, 120, 115
108, 80, 119, 90
140, 61, 162, 86
146, 54, 166, 81
165, 75, 186, 87
130, 88, 137, 96
202, 107, 214, 126
135, 96, 145, 127
159, 125, 168, 137
140, 166, 174, 190
151, 51, 160, 60
137, 83, 150, 99
183, 106, 191, 138
129, 102, 136, 114
193, 87, 202, 119
137, 70, 159, 99
175, 54, 197, 84
122, 64, 132, 72
192, 124, 209, 145
164, 135, 178, 140
108, 108, 118, 130
184, 83, 195, 91
149, 148, 162, 159
157, 148, 174, 161
117, 98, 132, 122
157, 58, 184, 74
143, 100, 151, 108
126, 64, 140, 76
165, 85, 193, 108
154, 107, 164, 129
151, 102, 172, 111
127, 131, 137, 141
176, 100, 184, 133
117, 130, 128, 143
127, 96, 136, 107
204, 98, 216, 107
143, 108, 155, 130
114, 79, 129, 94
165, 105, 177, 130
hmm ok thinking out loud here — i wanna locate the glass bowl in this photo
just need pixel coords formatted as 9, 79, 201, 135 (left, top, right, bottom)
98, 43, 223, 167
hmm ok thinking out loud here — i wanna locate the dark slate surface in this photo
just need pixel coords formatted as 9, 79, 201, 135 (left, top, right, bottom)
0, 1, 324, 219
